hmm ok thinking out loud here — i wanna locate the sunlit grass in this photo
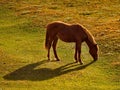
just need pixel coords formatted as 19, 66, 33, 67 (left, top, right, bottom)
0, 0, 120, 90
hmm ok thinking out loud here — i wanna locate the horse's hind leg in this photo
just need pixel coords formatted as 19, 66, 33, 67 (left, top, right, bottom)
52, 37, 60, 61
47, 39, 53, 61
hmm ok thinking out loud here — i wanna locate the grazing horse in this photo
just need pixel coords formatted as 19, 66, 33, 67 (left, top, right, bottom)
45, 21, 99, 64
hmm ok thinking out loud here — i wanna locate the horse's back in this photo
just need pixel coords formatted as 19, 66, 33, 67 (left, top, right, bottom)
47, 21, 70, 30
46, 21, 88, 42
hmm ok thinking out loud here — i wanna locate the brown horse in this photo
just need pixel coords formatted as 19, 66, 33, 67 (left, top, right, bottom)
45, 21, 99, 64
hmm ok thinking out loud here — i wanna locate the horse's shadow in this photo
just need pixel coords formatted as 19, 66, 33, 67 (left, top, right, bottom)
3, 60, 96, 81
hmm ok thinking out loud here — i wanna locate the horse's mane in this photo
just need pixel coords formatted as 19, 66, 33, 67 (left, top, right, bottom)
81, 25, 97, 45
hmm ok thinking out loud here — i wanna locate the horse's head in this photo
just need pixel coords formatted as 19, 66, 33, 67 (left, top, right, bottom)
89, 44, 99, 61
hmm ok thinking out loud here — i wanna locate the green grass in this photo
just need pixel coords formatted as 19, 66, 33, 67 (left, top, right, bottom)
0, 0, 120, 90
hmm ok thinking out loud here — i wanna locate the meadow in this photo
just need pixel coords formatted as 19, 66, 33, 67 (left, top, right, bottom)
0, 0, 120, 90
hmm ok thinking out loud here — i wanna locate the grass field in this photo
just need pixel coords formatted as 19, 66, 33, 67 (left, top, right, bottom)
0, 0, 120, 90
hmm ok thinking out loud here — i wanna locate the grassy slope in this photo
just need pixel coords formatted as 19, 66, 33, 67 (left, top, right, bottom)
0, 0, 120, 90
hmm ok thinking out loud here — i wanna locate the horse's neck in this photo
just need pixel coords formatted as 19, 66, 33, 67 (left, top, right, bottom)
82, 27, 97, 48
85, 38, 95, 49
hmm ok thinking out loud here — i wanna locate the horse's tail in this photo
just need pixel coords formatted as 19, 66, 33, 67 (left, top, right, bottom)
45, 29, 50, 50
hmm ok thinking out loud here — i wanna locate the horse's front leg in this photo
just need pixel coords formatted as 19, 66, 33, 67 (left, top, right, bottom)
76, 42, 83, 65
47, 49, 50, 61
74, 43, 78, 63
52, 37, 60, 61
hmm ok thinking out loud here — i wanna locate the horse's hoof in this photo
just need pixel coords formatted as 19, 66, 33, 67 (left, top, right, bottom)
80, 62, 83, 65
56, 59, 60, 61
48, 59, 50, 61
75, 61, 78, 63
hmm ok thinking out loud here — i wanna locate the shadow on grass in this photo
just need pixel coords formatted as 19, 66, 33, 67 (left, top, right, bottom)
3, 60, 96, 81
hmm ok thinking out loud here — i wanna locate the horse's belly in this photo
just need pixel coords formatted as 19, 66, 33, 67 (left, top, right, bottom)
57, 33, 75, 42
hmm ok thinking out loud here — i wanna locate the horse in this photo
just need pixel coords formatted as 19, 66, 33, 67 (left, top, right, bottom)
45, 21, 99, 64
